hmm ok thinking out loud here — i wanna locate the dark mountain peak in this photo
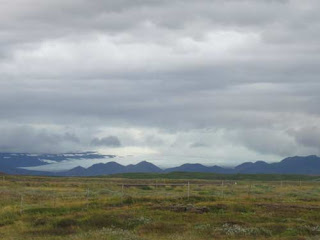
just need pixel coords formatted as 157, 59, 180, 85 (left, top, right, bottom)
89, 161, 124, 169
62, 166, 87, 176
284, 155, 317, 159
254, 161, 268, 165
139, 160, 148, 163
210, 165, 226, 169
135, 161, 153, 166
275, 155, 320, 174
84, 161, 125, 176
105, 161, 123, 166
234, 160, 274, 174
280, 155, 320, 164
71, 166, 86, 170
126, 161, 162, 173
181, 163, 206, 167
234, 162, 254, 170
165, 163, 212, 173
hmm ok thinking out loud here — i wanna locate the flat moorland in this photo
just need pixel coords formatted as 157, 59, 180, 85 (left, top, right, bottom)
1, 174, 320, 240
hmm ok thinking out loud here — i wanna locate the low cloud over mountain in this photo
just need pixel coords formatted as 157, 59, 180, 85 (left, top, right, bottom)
1, 153, 320, 176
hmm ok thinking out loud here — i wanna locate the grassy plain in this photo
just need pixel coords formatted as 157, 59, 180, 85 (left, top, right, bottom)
1, 173, 320, 239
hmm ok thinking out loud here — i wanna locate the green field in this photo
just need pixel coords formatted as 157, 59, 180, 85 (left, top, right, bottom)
1, 173, 320, 240
107, 172, 320, 181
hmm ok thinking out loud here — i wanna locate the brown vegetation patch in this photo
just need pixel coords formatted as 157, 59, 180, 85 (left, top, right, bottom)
256, 203, 320, 211
152, 204, 209, 214
138, 222, 186, 235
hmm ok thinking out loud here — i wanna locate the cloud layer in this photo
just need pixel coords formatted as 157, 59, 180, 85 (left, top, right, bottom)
1, 0, 320, 166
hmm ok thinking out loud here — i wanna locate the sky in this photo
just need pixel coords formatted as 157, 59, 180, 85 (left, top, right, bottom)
1, 0, 320, 167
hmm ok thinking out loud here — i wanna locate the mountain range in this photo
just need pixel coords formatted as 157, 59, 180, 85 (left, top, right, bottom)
59, 161, 163, 176
1, 152, 320, 176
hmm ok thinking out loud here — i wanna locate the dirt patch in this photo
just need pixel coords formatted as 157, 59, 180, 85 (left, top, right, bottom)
153, 204, 209, 214
256, 203, 320, 211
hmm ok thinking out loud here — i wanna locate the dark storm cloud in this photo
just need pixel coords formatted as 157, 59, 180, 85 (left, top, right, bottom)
91, 136, 121, 147
289, 127, 320, 149
0, 0, 320, 161
0, 126, 81, 153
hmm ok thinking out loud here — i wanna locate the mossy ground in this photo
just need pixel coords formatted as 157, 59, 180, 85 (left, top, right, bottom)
1, 175, 320, 239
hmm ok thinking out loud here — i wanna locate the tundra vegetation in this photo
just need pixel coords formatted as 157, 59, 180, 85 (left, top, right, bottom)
1, 173, 320, 239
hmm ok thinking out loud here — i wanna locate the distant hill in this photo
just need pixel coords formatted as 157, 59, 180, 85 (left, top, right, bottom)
274, 155, 320, 174
234, 161, 275, 174
1, 152, 320, 176
61, 161, 162, 176
165, 163, 231, 174
126, 161, 162, 173
164, 155, 320, 175
232, 155, 320, 174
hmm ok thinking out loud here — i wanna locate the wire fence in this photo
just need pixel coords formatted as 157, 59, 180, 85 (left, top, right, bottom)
2, 178, 320, 215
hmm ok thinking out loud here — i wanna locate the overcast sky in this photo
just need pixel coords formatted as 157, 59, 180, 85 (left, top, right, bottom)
1, 0, 320, 167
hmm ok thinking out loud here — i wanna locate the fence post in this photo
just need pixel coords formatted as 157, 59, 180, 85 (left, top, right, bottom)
86, 188, 90, 209
20, 195, 23, 214
53, 194, 56, 208
187, 182, 190, 199
248, 183, 252, 197
121, 184, 124, 203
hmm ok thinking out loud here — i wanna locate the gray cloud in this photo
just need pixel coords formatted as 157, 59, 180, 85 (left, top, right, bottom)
91, 136, 121, 147
0, 1, 320, 164
289, 127, 320, 150
0, 126, 81, 153
234, 129, 298, 157
190, 142, 209, 148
